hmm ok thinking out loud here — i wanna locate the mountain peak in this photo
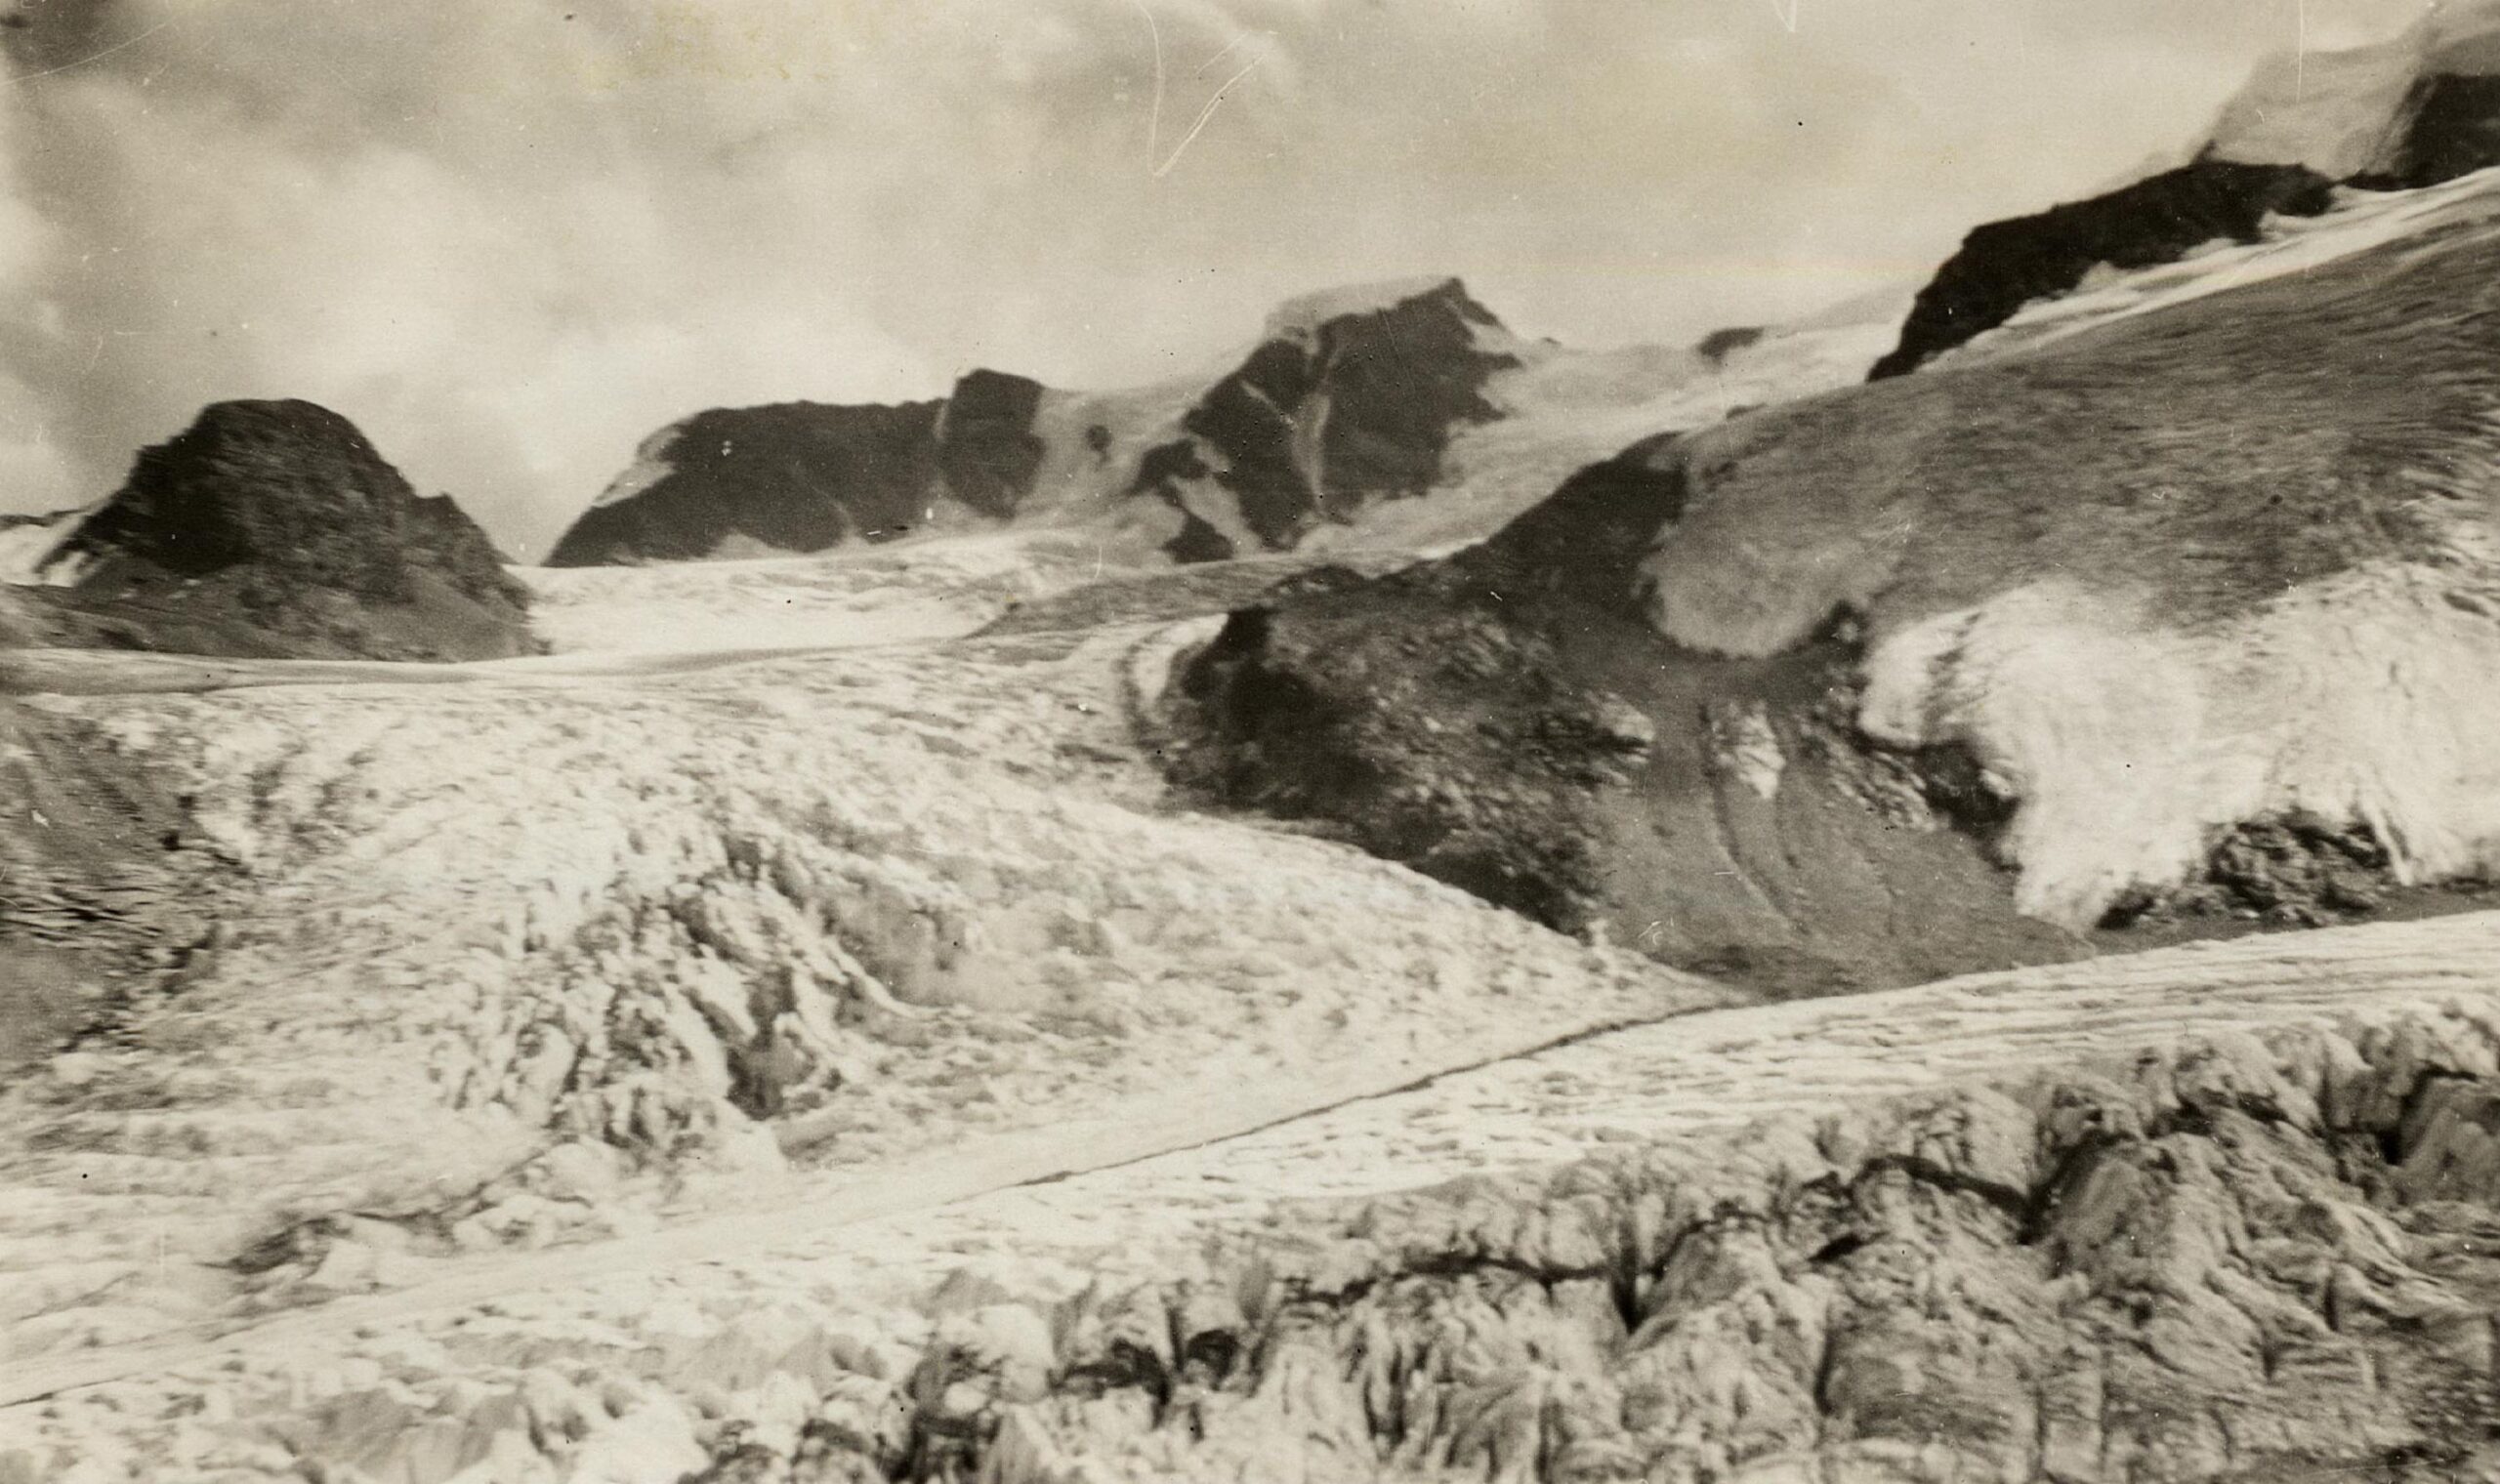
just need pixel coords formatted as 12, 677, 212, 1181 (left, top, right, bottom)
1260, 275, 1494, 347
1129, 275, 1522, 561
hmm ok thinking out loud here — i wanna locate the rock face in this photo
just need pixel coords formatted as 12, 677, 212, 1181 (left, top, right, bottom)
936, 367, 1050, 517
21, 399, 532, 660
1171, 176, 2500, 994
1875, 3, 2500, 381
1868, 160, 2335, 379
546, 369, 1056, 566
1128, 277, 1522, 561
2367, 71, 2500, 187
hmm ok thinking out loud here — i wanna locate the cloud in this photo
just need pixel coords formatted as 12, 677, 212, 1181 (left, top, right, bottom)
0, 0, 2441, 556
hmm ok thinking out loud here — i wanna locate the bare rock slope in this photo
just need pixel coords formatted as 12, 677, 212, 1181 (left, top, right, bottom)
548, 280, 1536, 568
1123, 277, 1522, 561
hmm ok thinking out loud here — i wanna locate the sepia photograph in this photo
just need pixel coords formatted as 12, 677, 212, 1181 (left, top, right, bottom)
6, 0, 2500, 1478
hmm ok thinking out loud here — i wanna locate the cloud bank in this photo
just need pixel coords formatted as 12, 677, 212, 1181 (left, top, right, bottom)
0, 0, 2438, 556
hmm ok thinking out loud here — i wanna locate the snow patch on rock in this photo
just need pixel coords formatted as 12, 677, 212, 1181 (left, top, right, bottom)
0, 507, 92, 587
586, 424, 685, 512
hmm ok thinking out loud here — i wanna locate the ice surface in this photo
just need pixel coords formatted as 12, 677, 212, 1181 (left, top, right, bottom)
0, 548, 1704, 1393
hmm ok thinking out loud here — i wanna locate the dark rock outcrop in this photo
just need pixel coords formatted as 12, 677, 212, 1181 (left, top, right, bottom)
1868, 159, 2335, 380
936, 368, 1049, 518
547, 369, 1052, 566
2104, 814, 2497, 934
1693, 324, 1765, 362
28, 399, 533, 661
1130, 278, 1521, 561
549, 280, 1662, 570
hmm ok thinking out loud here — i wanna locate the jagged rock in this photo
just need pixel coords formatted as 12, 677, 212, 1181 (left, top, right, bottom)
18, 399, 533, 660
2104, 813, 2421, 930
1129, 277, 1521, 560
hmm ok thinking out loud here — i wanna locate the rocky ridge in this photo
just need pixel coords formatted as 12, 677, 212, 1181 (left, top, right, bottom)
542, 278, 1871, 571
1873, 1, 2500, 379
1868, 160, 2335, 380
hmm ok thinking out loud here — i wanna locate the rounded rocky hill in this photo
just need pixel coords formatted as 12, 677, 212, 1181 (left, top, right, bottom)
544, 368, 1049, 567
1170, 171, 2500, 996
19, 398, 532, 661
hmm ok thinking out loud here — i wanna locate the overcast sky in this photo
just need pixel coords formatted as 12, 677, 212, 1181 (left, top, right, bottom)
0, 0, 2443, 555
